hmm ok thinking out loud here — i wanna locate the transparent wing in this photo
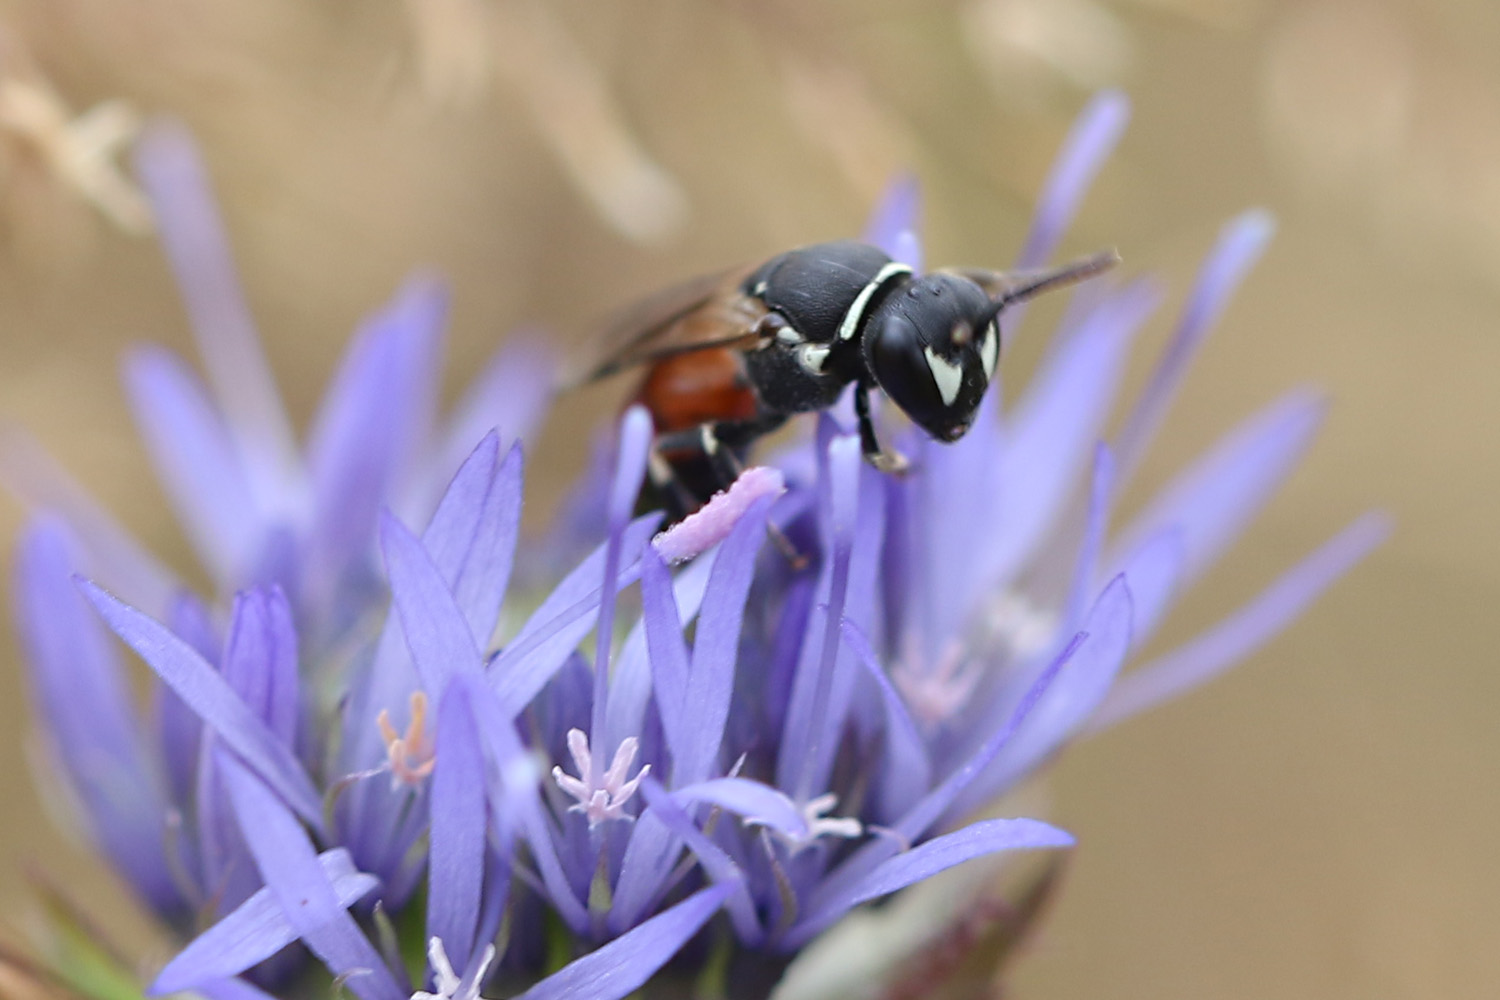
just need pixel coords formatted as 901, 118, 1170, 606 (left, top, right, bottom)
566, 265, 766, 386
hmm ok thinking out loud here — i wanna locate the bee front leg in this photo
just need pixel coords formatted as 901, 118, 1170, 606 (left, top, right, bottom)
855, 384, 910, 475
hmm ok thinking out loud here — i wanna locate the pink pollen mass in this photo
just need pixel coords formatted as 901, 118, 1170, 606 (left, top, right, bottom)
653, 466, 786, 564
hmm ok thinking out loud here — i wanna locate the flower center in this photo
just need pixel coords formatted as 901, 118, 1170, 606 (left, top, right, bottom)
891, 639, 984, 726
552, 728, 650, 826
412, 938, 495, 1000
377, 691, 437, 789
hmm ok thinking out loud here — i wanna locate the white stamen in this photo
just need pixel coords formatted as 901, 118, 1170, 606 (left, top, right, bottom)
838, 263, 912, 340
756, 793, 863, 854
801, 793, 863, 841
891, 639, 984, 726
413, 938, 495, 1000
924, 346, 965, 406
552, 728, 650, 826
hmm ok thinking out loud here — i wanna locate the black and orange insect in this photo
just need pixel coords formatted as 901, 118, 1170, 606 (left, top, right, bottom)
581, 239, 1117, 521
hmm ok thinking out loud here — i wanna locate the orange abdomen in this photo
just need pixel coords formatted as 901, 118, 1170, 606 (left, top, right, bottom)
634, 348, 762, 435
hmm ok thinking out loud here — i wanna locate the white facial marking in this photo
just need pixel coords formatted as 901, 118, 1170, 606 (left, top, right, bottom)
798, 343, 831, 374
837, 262, 912, 340
979, 323, 999, 378
699, 424, 719, 454
924, 346, 965, 406
776, 326, 803, 345
753, 280, 769, 296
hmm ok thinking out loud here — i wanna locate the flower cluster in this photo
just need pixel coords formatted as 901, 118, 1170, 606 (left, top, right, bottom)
7, 92, 1385, 1000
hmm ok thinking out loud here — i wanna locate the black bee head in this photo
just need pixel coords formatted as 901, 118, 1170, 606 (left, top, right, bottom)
861, 273, 1000, 443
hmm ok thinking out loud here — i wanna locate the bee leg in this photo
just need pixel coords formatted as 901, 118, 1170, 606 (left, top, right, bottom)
648, 419, 764, 522
649, 424, 745, 505
855, 383, 910, 475
645, 445, 701, 524
702, 417, 808, 569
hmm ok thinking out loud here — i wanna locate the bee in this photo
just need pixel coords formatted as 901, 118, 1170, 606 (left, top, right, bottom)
580, 239, 1117, 521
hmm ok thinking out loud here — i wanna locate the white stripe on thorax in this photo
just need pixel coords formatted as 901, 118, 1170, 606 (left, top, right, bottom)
837, 262, 912, 340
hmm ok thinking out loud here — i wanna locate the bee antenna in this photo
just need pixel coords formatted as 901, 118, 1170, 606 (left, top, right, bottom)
981, 249, 1121, 328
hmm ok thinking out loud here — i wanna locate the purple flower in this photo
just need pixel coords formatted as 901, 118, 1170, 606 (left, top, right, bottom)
6, 90, 1385, 1000
7, 117, 554, 927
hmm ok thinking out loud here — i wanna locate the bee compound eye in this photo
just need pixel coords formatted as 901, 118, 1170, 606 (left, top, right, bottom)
865, 313, 944, 427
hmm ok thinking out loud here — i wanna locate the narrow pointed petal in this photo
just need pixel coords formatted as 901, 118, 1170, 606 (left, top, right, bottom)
340, 434, 510, 778
217, 755, 404, 1000
15, 517, 178, 911
676, 494, 774, 785
457, 673, 589, 932
982, 281, 1157, 593
671, 778, 809, 839
1090, 512, 1390, 731
418, 430, 502, 641
381, 513, 485, 693
490, 515, 661, 717
806, 635, 1078, 927
154, 593, 214, 805
610, 779, 802, 933
517, 884, 731, 1000
1113, 210, 1277, 483
221, 588, 300, 745
861, 174, 923, 271
1061, 444, 1116, 633
191, 978, 281, 1000
196, 740, 259, 917
149, 849, 377, 995
840, 621, 931, 823
604, 550, 714, 755
1015, 90, 1130, 269
133, 119, 300, 507
427, 681, 489, 976
307, 276, 447, 591
79, 581, 323, 828
0, 428, 179, 612
448, 441, 524, 645
591, 406, 654, 737
122, 346, 258, 586
610, 812, 686, 933
1110, 388, 1325, 594
960, 575, 1135, 810
778, 433, 862, 799
787, 819, 1073, 948
430, 334, 554, 494
640, 545, 692, 764
640, 781, 762, 944
1109, 529, 1186, 651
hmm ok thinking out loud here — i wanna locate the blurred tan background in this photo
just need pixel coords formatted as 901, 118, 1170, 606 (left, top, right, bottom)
0, 0, 1494, 997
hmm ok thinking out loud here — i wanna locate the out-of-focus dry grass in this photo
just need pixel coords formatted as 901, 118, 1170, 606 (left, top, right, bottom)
0, 1, 1494, 997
